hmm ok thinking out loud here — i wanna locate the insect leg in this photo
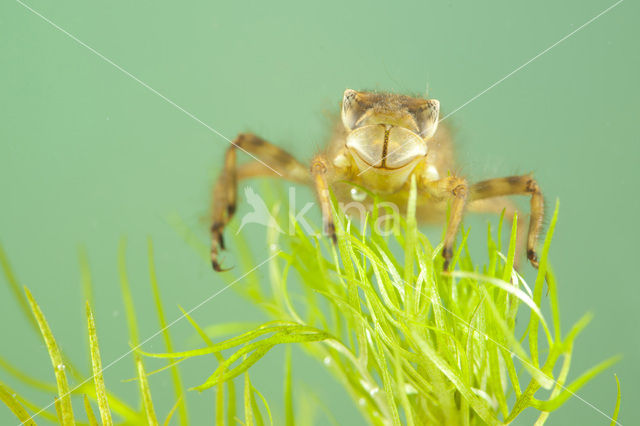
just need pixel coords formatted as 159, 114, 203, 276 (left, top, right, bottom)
211, 133, 308, 271
310, 155, 337, 244
470, 175, 544, 268
420, 176, 469, 270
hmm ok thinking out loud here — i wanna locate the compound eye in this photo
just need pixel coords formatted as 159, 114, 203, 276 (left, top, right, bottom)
342, 89, 366, 130
384, 127, 427, 169
409, 99, 440, 138
345, 125, 386, 167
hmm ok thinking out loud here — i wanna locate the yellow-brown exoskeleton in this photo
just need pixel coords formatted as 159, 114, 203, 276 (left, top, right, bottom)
210, 89, 543, 271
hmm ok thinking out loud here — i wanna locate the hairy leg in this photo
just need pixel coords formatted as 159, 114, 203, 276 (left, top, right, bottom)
310, 154, 337, 244
211, 133, 308, 271
420, 176, 469, 270
470, 175, 544, 268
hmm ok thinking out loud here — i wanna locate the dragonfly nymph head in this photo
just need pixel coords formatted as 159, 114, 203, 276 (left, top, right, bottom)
340, 89, 439, 175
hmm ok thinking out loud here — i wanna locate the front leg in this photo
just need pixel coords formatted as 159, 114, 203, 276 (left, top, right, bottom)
470, 175, 544, 268
210, 133, 308, 271
310, 154, 337, 243
420, 176, 469, 270
210, 146, 237, 271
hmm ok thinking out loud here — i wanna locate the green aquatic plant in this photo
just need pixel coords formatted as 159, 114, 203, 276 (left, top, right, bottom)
0, 182, 622, 425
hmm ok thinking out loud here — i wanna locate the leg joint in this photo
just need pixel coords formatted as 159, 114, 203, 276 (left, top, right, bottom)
442, 247, 453, 259
311, 157, 328, 175
232, 133, 260, 148
452, 182, 468, 198
525, 178, 541, 194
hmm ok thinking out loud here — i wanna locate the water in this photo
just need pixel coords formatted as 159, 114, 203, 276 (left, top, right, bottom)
0, 0, 637, 424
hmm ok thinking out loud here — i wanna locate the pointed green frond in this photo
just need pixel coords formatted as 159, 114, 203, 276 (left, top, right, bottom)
611, 375, 621, 426
86, 302, 112, 426
148, 238, 188, 425
136, 357, 158, 426
0, 381, 37, 425
83, 394, 99, 426
24, 287, 75, 425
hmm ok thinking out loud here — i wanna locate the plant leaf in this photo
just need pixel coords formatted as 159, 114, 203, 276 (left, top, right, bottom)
0, 380, 37, 425
24, 287, 75, 425
148, 238, 188, 425
86, 302, 113, 426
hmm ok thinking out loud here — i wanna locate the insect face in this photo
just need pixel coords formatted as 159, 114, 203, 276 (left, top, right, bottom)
337, 89, 441, 191
340, 89, 440, 173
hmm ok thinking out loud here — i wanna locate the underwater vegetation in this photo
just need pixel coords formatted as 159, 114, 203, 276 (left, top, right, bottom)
0, 183, 621, 425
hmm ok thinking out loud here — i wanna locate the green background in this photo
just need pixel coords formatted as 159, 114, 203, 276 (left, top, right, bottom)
1, 0, 638, 424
